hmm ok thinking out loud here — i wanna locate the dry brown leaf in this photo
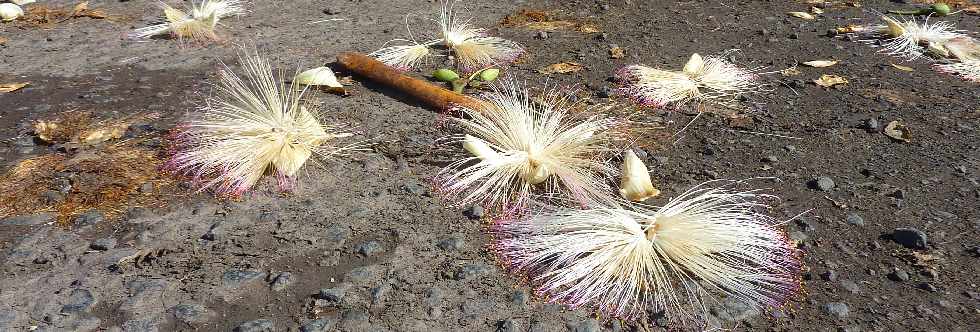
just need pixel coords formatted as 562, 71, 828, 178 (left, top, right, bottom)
524, 20, 576, 31
575, 23, 601, 33
814, 74, 848, 87
802, 60, 839, 68
781, 67, 802, 76
890, 63, 915, 72
788, 11, 816, 19
884, 120, 911, 142
0, 36, 7, 45
609, 46, 626, 59
0, 82, 29, 93
538, 62, 584, 74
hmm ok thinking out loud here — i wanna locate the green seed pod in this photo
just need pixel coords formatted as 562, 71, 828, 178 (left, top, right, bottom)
479, 68, 500, 82
932, 3, 950, 16
433, 68, 460, 82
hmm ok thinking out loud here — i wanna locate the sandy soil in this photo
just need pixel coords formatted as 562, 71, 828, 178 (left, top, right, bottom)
1, 0, 979, 331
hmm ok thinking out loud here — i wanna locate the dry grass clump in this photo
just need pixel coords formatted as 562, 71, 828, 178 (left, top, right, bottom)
1, 111, 175, 225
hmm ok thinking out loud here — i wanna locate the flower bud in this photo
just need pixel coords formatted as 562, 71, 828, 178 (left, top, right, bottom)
619, 150, 660, 201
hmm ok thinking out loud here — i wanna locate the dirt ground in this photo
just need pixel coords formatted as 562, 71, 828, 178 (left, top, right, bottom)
1, 0, 979, 331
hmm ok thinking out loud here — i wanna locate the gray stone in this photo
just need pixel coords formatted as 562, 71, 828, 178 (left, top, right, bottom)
918, 282, 938, 292
234, 319, 274, 332
355, 241, 384, 256
889, 268, 910, 282
711, 298, 761, 322
370, 284, 389, 304
497, 319, 517, 332
510, 290, 529, 307
120, 318, 158, 332
73, 210, 104, 227
464, 206, 484, 219
811, 176, 835, 191
339, 309, 369, 331
821, 302, 849, 319
120, 279, 169, 315
222, 270, 267, 288
345, 266, 374, 284
300, 318, 337, 332
2, 212, 56, 225
317, 285, 347, 302
62, 289, 97, 313
840, 280, 860, 294
90, 238, 117, 251
454, 264, 489, 280
324, 224, 350, 244
170, 303, 209, 324
845, 213, 865, 226
270, 272, 295, 292
892, 228, 927, 249
401, 182, 428, 196
821, 270, 838, 281
437, 237, 463, 251
536, 31, 548, 39
569, 319, 600, 332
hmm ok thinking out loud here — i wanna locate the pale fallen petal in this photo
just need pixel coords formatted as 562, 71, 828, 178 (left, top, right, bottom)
294, 67, 343, 87
538, 62, 585, 74
802, 60, 838, 68
813, 74, 848, 87
787, 12, 815, 20
884, 121, 911, 142
0, 82, 29, 93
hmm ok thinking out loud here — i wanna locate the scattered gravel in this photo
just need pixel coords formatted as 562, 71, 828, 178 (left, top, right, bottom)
170, 304, 210, 324
355, 240, 384, 256
61, 289, 96, 313
89, 238, 117, 251
300, 317, 337, 332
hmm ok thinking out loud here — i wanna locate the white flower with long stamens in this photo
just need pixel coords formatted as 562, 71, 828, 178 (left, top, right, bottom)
166, 50, 354, 196
129, 0, 245, 42
617, 53, 763, 107
368, 39, 440, 71
370, 0, 523, 72
878, 16, 964, 61
436, 82, 625, 211
491, 181, 803, 326
844, 15, 965, 61
437, 1, 524, 72
935, 60, 980, 83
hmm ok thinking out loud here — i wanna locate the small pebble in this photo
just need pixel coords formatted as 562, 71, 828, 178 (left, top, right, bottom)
355, 240, 384, 256
845, 213, 865, 226
889, 268, 910, 282
317, 286, 347, 302
270, 272, 294, 292
810, 176, 835, 191
821, 270, 838, 281
536, 31, 548, 39
90, 238, 117, 251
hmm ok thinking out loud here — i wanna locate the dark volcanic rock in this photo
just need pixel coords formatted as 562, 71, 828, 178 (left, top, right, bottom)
300, 317, 337, 332
170, 303, 210, 324
892, 228, 928, 249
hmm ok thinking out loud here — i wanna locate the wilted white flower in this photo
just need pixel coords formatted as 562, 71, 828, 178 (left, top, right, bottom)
491, 181, 803, 326
436, 81, 625, 211
129, 0, 245, 42
370, 0, 523, 72
843, 15, 965, 61
935, 60, 980, 83
617, 52, 763, 107
0, 3, 24, 22
166, 50, 354, 196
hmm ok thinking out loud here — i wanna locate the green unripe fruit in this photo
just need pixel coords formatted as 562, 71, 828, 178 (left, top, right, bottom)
479, 68, 500, 82
932, 3, 950, 16
433, 68, 460, 82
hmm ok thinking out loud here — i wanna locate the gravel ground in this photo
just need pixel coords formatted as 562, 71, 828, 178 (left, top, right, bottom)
1, 0, 979, 331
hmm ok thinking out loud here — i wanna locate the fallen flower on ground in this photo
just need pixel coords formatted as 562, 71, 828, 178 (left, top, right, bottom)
491, 181, 803, 326
129, 0, 245, 42
617, 52, 765, 107
166, 49, 355, 196
436, 81, 625, 211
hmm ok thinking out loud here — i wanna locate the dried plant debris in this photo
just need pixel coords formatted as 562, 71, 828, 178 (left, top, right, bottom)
14, 1, 118, 27
0, 139, 174, 225
802, 60, 839, 67
369, 0, 524, 73
166, 49, 357, 196
884, 120, 912, 142
129, 0, 244, 43
436, 81, 627, 212
33, 111, 159, 148
616, 52, 767, 108
538, 62, 584, 74
501, 9, 602, 33
814, 74, 849, 88
0, 82, 29, 93
491, 181, 802, 326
